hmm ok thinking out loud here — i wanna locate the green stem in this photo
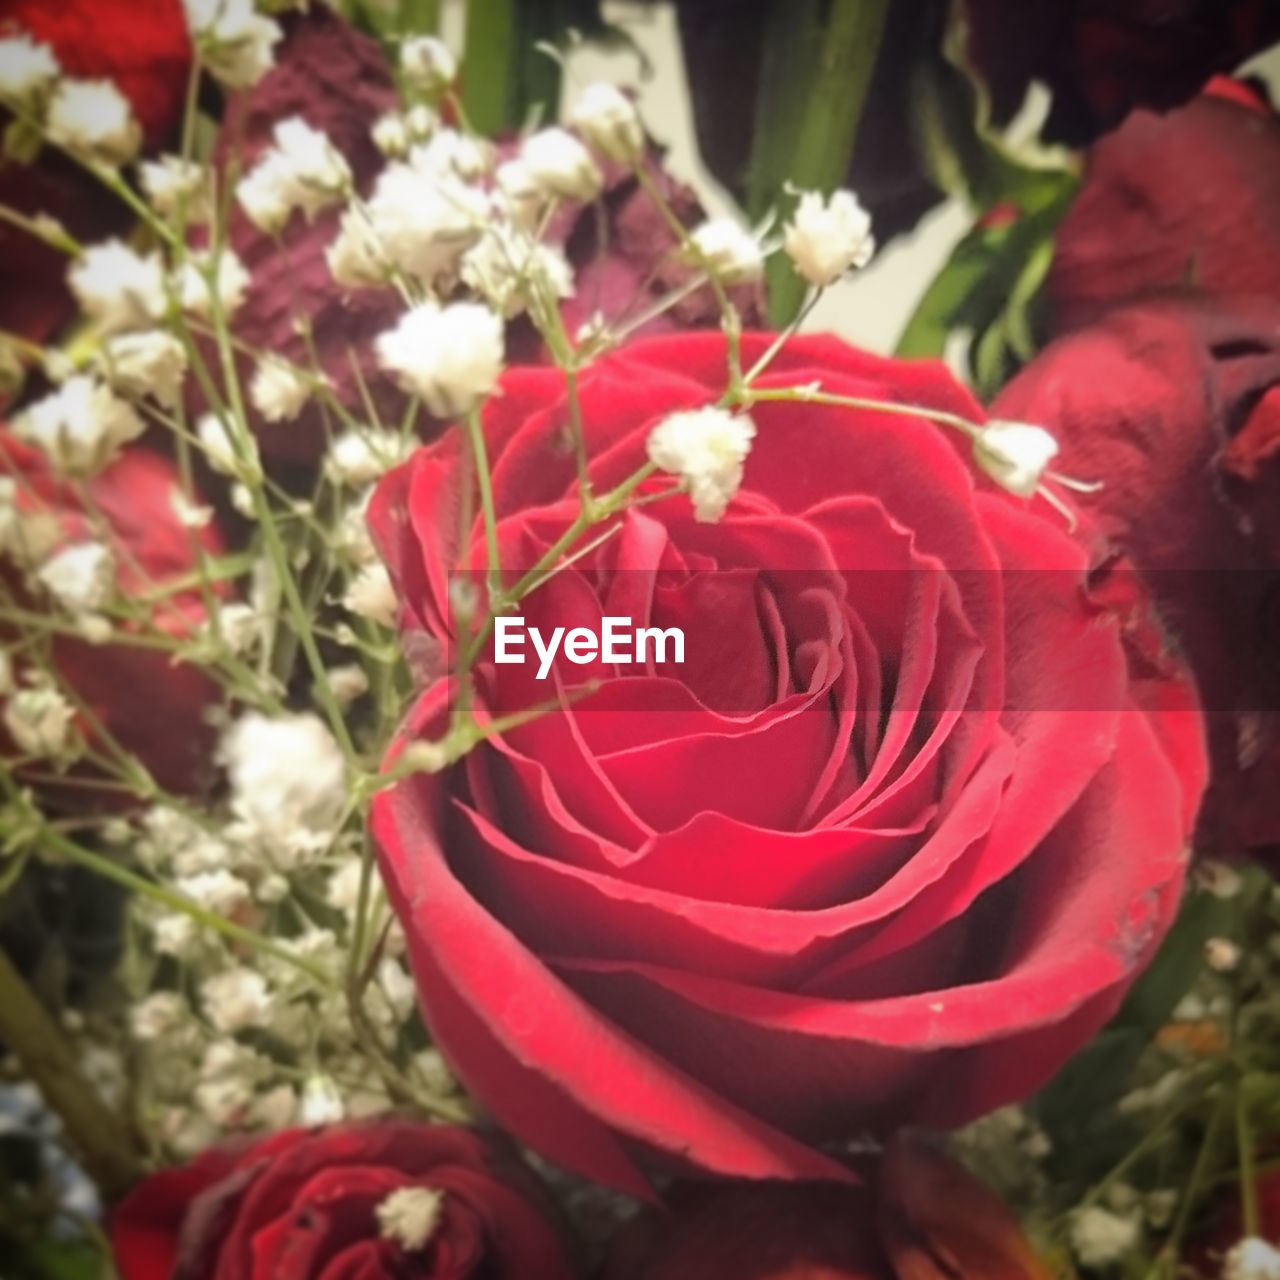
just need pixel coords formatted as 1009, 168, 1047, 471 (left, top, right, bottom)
1237, 1081, 1261, 1236
0, 945, 141, 1200
763, 0, 890, 325
464, 406, 502, 606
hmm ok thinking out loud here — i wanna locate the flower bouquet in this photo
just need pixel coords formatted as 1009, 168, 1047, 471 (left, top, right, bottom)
1, 2, 1279, 1278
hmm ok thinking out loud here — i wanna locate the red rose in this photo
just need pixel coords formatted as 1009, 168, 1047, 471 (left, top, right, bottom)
1187, 1168, 1280, 1274
1, 434, 224, 799
110, 1121, 578, 1280
369, 332, 1206, 1193
604, 1133, 1050, 1279
991, 296, 1280, 858
1048, 80, 1280, 334
963, 0, 1280, 144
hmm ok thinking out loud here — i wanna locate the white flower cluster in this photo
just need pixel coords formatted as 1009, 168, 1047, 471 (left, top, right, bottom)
647, 407, 757, 523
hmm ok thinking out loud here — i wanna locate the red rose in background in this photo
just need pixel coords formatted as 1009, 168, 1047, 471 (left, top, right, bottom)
109, 1122, 578, 1280
964, 0, 1280, 144
1, 434, 225, 798
1048, 80, 1280, 333
370, 332, 1206, 1193
0, 0, 191, 349
604, 1134, 1050, 1280
1187, 1167, 1280, 1275
992, 296, 1280, 859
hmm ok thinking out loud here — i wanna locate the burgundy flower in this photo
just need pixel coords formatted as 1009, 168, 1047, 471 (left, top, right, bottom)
1048, 79, 1280, 333
0, 433, 225, 800
109, 1122, 579, 1280
603, 1134, 1051, 1280
369, 332, 1206, 1193
992, 295, 1280, 858
964, 0, 1280, 144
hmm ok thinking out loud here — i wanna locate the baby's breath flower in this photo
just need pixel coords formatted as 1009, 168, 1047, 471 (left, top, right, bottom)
570, 83, 644, 165
184, 0, 281, 89
235, 152, 293, 234
130, 992, 188, 1043
175, 869, 252, 917
152, 911, 200, 958
179, 249, 250, 320
375, 301, 503, 417
372, 112, 409, 158
377, 1187, 444, 1252
647, 406, 756, 523
36, 542, 114, 614
326, 664, 369, 706
47, 79, 140, 166
520, 126, 602, 202
15, 376, 144, 476
973, 420, 1060, 499
0, 651, 12, 697
687, 217, 763, 285
1069, 1207, 1140, 1270
400, 35, 455, 96
784, 189, 875, 287
1224, 1238, 1280, 1280
139, 154, 210, 223
213, 602, 260, 654
238, 117, 351, 232
461, 228, 573, 319
325, 428, 414, 487
1205, 937, 1242, 972
251, 1084, 297, 1131
326, 206, 386, 288
103, 331, 187, 407
410, 129, 493, 182
68, 240, 167, 334
249, 355, 314, 423
326, 857, 363, 914
200, 967, 273, 1034
342, 563, 398, 626
3, 687, 77, 759
0, 34, 60, 107
299, 1074, 345, 1127
494, 158, 545, 229
197, 413, 259, 481
362, 163, 486, 287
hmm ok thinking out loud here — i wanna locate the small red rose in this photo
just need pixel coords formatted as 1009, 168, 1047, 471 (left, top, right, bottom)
370, 332, 1207, 1193
109, 1121, 579, 1280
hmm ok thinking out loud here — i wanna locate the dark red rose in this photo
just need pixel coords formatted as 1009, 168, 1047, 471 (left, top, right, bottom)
603, 1133, 1050, 1280
1048, 80, 1280, 334
964, 0, 1280, 144
991, 295, 1280, 858
1187, 1168, 1280, 1275
1, 433, 225, 799
109, 1122, 579, 1280
369, 332, 1206, 1193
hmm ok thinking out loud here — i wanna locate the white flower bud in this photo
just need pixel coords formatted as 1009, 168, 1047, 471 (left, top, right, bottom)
326, 428, 414, 487
686, 218, 763, 285
375, 301, 503, 418
784, 189, 875, 287
0, 34, 60, 107
130, 992, 188, 1043
197, 413, 260, 482
176, 870, 252, 917
1069, 1207, 1140, 1270
570, 83, 644, 164
68, 240, 167, 334
377, 1187, 444, 1252
326, 207, 387, 289
199, 968, 273, 1034
647, 406, 756, 523
520, 127, 603, 202
326, 664, 369, 706
372, 112, 410, 158
1204, 937, 1242, 972
179, 250, 250, 320
37, 542, 115, 614
299, 1074, 345, 1127
4, 687, 77, 759
184, 0, 281, 89
400, 36, 455, 95
47, 79, 140, 166
249, 356, 314, 423
342, 563, 398, 627
239, 118, 351, 228
973, 420, 1060, 499
15, 376, 144, 476
139, 155, 211, 224
1224, 1238, 1280, 1280
104, 331, 187, 408
461, 228, 573, 319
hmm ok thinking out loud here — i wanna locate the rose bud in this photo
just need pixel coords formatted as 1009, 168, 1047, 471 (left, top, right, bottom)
962, 0, 1280, 144
1, 431, 226, 800
1048, 79, 1280, 334
109, 1121, 579, 1280
992, 295, 1280, 858
370, 331, 1206, 1192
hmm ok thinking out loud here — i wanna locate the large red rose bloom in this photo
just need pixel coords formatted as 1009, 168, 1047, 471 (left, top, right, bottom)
370, 333, 1206, 1193
109, 1122, 578, 1280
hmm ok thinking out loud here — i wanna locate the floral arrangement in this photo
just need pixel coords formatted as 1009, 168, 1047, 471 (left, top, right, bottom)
1, 2, 1279, 1279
